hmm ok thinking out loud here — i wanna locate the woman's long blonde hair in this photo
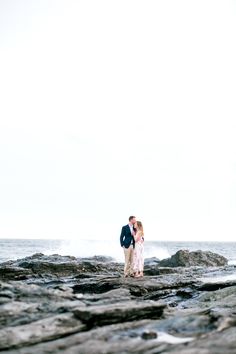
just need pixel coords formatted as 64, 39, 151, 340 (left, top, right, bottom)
136, 221, 144, 237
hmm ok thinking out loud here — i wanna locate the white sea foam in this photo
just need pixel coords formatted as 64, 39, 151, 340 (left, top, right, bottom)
52, 239, 171, 262
1, 239, 236, 264
228, 259, 236, 265
156, 332, 193, 344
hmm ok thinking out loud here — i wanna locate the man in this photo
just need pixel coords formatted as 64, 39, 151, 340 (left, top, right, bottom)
120, 216, 136, 277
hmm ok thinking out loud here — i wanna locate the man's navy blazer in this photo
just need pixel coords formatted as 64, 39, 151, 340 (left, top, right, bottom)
120, 224, 135, 248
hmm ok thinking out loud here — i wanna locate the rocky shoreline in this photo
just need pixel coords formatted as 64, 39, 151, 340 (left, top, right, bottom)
0, 250, 236, 353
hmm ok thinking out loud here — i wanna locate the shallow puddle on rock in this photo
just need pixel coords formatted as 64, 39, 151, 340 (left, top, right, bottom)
199, 273, 236, 283
113, 330, 194, 345
156, 332, 194, 344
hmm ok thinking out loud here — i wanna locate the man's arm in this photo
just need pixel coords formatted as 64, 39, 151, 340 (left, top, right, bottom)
120, 226, 125, 247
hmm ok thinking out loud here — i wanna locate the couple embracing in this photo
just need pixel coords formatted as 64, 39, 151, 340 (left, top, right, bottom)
120, 216, 144, 278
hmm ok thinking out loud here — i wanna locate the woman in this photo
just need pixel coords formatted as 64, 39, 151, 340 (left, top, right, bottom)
133, 221, 144, 277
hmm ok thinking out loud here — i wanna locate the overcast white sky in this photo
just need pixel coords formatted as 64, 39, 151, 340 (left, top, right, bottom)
0, 0, 236, 241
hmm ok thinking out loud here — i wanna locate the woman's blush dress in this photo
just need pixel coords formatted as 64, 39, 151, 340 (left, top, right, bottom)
133, 231, 144, 273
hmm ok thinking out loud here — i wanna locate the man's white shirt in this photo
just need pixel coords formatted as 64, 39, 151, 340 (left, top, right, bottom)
129, 223, 134, 235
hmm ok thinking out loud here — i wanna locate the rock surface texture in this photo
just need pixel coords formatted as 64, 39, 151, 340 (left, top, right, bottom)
158, 249, 228, 267
0, 251, 236, 353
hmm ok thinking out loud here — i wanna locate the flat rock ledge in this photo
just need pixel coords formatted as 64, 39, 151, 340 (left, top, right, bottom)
0, 250, 235, 354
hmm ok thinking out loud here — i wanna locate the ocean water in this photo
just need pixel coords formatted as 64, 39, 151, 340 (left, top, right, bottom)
0, 238, 236, 265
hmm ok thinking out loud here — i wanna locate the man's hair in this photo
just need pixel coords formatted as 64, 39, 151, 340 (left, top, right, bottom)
129, 216, 136, 221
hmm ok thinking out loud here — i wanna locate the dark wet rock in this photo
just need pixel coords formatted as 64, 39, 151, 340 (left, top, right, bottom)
73, 301, 166, 327
17, 254, 112, 275
144, 257, 160, 265
144, 266, 181, 276
195, 285, 236, 316
159, 249, 228, 267
6, 320, 170, 354
0, 313, 85, 351
82, 288, 133, 305
73, 274, 197, 298
0, 251, 236, 353
141, 330, 158, 340
0, 266, 32, 281
0, 281, 85, 331
197, 279, 236, 291
154, 308, 219, 336
0, 253, 122, 281
78, 255, 115, 263
73, 277, 122, 294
